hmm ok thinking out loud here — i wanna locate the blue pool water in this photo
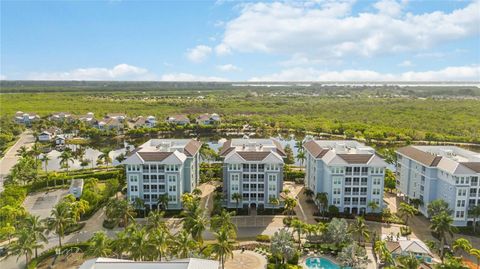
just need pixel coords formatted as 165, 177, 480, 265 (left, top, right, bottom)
305, 257, 341, 269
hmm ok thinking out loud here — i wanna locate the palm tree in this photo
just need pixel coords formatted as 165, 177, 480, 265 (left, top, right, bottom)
469, 248, 480, 269
468, 205, 480, 233
41, 154, 50, 187
269, 197, 280, 214
24, 215, 47, 259
296, 150, 306, 166
315, 192, 328, 216
112, 230, 130, 259
157, 194, 169, 211
16, 145, 29, 158
30, 143, 42, 170
133, 197, 146, 218
231, 193, 242, 215
284, 196, 297, 218
10, 229, 38, 266
430, 212, 456, 261
374, 240, 394, 266
397, 254, 420, 269
129, 227, 150, 261
98, 148, 112, 168
115, 153, 126, 164
290, 219, 306, 248
58, 150, 74, 185
174, 230, 197, 259
295, 140, 304, 151
80, 158, 91, 169
46, 203, 74, 247
211, 210, 237, 238
452, 238, 472, 258
146, 210, 167, 231
119, 200, 136, 227
149, 226, 171, 261
85, 231, 112, 257
399, 202, 418, 226
182, 203, 208, 244
303, 188, 314, 200
211, 228, 235, 269
368, 201, 379, 214
349, 216, 370, 245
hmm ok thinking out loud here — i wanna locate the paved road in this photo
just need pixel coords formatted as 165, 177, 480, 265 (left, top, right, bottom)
0, 130, 35, 192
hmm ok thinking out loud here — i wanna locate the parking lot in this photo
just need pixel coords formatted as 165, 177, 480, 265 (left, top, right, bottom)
23, 189, 68, 219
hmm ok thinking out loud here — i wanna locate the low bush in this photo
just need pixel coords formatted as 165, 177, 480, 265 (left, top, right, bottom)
64, 222, 86, 235
256, 234, 270, 243
102, 219, 116, 229
283, 217, 299, 227
400, 226, 412, 236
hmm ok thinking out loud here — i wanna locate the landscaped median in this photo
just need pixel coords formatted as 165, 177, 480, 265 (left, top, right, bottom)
27, 242, 89, 269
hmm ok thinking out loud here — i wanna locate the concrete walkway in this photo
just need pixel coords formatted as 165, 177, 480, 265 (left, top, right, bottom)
0, 130, 35, 192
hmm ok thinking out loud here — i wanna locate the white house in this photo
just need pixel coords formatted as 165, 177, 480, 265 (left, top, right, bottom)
196, 113, 221, 125
166, 114, 190, 125
14, 111, 39, 125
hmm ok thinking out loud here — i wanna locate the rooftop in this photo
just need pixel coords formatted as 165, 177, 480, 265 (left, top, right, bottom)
124, 139, 201, 163
79, 258, 219, 269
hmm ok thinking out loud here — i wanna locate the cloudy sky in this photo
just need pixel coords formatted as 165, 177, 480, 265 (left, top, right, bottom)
1, 0, 479, 81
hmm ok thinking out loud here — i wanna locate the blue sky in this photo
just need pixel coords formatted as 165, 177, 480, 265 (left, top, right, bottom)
1, 0, 479, 81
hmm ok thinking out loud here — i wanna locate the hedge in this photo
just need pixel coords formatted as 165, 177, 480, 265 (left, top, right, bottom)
256, 234, 271, 243
27, 242, 89, 269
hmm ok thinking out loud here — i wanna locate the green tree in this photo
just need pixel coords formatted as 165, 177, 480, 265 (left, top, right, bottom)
315, 192, 328, 216
58, 150, 74, 184
269, 197, 280, 214
296, 150, 306, 166
430, 212, 456, 261
231, 192, 242, 215
129, 226, 150, 261
452, 238, 472, 258
290, 218, 307, 248
211, 228, 235, 269
149, 226, 171, 261
174, 230, 197, 259
374, 240, 394, 266
157, 194, 169, 211
10, 228, 39, 266
397, 254, 420, 269
469, 248, 480, 269
284, 196, 297, 218
133, 197, 146, 218
468, 205, 480, 233
368, 200, 379, 213
303, 188, 314, 201
40, 154, 50, 187
428, 199, 453, 217
24, 214, 47, 259
399, 202, 418, 226
270, 228, 295, 265
338, 242, 369, 268
98, 149, 112, 167
284, 144, 295, 164
85, 231, 112, 258
349, 216, 370, 245
211, 210, 237, 238
46, 203, 74, 247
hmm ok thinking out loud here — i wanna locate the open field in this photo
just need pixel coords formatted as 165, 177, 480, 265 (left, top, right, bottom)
1, 82, 480, 143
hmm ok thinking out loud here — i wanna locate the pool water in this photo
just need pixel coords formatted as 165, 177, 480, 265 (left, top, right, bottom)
305, 257, 341, 269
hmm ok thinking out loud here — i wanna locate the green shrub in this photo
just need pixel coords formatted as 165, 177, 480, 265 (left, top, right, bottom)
102, 219, 116, 229
256, 234, 270, 242
400, 226, 412, 236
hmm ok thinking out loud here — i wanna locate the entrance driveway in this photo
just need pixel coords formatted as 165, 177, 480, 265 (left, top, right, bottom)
23, 189, 69, 219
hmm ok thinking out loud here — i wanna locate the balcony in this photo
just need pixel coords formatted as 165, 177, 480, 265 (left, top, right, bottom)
344, 192, 352, 195
360, 192, 367, 196
352, 192, 359, 195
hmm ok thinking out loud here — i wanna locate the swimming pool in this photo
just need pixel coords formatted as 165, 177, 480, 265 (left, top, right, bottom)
305, 257, 341, 269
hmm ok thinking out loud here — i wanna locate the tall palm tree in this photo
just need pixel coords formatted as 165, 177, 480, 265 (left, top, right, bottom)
290, 219, 306, 248
146, 210, 167, 231
157, 194, 169, 211
174, 230, 197, 259
41, 154, 50, 187
397, 254, 420, 269
46, 204, 74, 247
303, 188, 314, 200
119, 200, 136, 227
468, 205, 480, 233
211, 228, 235, 269
211, 210, 237, 238
58, 150, 74, 185
349, 216, 370, 245
115, 153, 126, 164
24, 215, 47, 259
85, 231, 112, 258
133, 197, 146, 218
149, 226, 171, 261
315, 192, 328, 216
10, 229, 39, 266
430, 212, 456, 261
469, 248, 480, 269
16, 146, 29, 158
112, 230, 130, 259
399, 202, 418, 226
269, 197, 280, 214
231, 193, 242, 215
80, 158, 91, 170
30, 143, 42, 170
98, 148, 112, 168
296, 150, 306, 166
129, 227, 150, 261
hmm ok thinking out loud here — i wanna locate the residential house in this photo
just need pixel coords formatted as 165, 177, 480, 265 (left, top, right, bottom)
303, 140, 387, 214
14, 111, 39, 125
77, 112, 96, 125
219, 138, 286, 210
106, 113, 127, 122
385, 238, 433, 264
49, 112, 73, 122
166, 114, 190, 125
122, 139, 202, 210
79, 258, 219, 269
396, 146, 480, 226
98, 117, 124, 131
196, 113, 221, 125
38, 127, 62, 142
132, 115, 157, 128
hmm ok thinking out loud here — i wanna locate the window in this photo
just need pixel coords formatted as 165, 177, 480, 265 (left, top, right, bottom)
353, 178, 360, 185
472, 177, 479, 186
333, 177, 342, 185
258, 193, 264, 200
258, 164, 265, 170
143, 185, 150, 192
168, 175, 177, 183
346, 167, 352, 174
243, 193, 249, 199
345, 178, 352, 185
470, 188, 477, 197
268, 184, 276, 192
151, 185, 158, 192
168, 185, 176, 192
361, 178, 368, 185
333, 188, 341, 195
231, 174, 240, 182
243, 164, 249, 171
166, 165, 178, 172
143, 175, 150, 181
266, 164, 279, 171
373, 178, 381, 185
168, 195, 176, 203
456, 200, 466, 207
360, 197, 367, 205
129, 175, 138, 182
268, 174, 277, 182
361, 167, 368, 173
344, 197, 351, 204
228, 163, 241, 171
243, 183, 249, 190
455, 211, 465, 218
159, 185, 165, 192
333, 198, 340, 205
144, 194, 150, 200
243, 174, 249, 180
143, 164, 149, 172
130, 185, 138, 192
457, 189, 467, 196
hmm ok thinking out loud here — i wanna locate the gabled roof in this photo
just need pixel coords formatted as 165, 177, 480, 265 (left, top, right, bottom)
237, 151, 271, 161
337, 154, 373, 164
219, 138, 285, 158
303, 140, 329, 158
184, 139, 202, 157
462, 162, 480, 173
219, 140, 234, 156
138, 152, 173, 162
397, 146, 442, 167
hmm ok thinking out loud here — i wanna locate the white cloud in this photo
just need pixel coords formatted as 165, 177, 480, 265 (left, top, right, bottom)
216, 0, 479, 61
186, 45, 212, 63
217, 64, 241, 72
160, 73, 229, 82
249, 65, 480, 81
0, 74, 6, 80
27, 64, 156, 81
398, 60, 413, 67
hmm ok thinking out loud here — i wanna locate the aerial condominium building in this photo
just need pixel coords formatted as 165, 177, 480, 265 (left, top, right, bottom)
396, 146, 480, 226
303, 140, 387, 215
123, 139, 201, 210
220, 138, 286, 210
